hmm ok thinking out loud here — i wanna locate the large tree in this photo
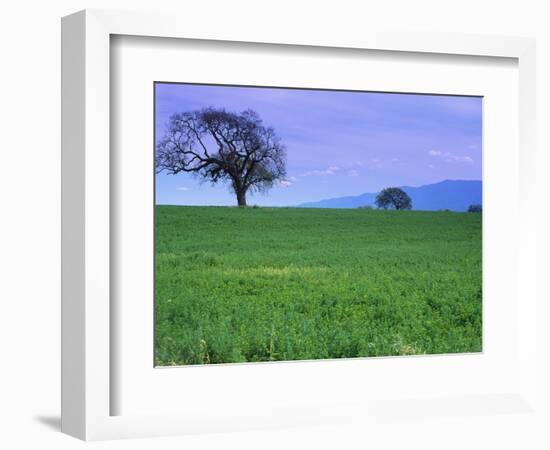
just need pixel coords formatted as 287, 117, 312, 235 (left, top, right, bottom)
375, 187, 412, 210
156, 108, 287, 207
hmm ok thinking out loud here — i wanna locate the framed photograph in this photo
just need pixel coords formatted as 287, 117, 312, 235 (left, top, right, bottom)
62, 9, 538, 441
153, 82, 484, 366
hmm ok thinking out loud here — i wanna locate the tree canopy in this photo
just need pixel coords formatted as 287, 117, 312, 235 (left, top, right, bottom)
156, 108, 287, 206
375, 187, 412, 210
467, 204, 482, 213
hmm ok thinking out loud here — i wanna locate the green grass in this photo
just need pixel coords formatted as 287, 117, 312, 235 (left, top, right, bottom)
155, 206, 482, 365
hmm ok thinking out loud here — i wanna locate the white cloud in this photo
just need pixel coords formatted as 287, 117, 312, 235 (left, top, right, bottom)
301, 166, 341, 177
176, 187, 190, 191
300, 159, 389, 178
278, 180, 293, 187
428, 150, 473, 164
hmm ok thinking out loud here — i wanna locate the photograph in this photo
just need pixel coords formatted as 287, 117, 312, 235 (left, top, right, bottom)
154, 82, 483, 366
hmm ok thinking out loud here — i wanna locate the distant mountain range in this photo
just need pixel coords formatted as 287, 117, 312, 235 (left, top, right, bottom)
298, 179, 482, 212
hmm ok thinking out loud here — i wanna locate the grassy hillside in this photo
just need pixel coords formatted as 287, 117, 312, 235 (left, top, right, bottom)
155, 206, 482, 365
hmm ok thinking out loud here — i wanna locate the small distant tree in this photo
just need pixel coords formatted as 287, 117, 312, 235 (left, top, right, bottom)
358, 204, 373, 210
467, 204, 482, 213
375, 187, 412, 210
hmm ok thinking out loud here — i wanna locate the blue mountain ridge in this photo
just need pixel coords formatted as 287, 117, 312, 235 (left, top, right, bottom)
298, 179, 482, 212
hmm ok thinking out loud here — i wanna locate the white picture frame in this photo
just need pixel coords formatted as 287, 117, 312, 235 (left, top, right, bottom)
61, 9, 538, 441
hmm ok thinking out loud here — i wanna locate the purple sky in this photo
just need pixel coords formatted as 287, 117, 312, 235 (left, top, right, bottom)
155, 83, 482, 206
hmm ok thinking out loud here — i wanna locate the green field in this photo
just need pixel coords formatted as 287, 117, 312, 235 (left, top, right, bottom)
155, 205, 482, 365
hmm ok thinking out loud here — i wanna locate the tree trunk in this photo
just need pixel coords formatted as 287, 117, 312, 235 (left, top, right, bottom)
236, 189, 247, 207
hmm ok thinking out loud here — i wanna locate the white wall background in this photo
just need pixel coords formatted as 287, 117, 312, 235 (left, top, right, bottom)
0, 1, 548, 449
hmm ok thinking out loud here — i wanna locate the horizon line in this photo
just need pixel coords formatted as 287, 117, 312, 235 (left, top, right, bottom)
156, 178, 482, 209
